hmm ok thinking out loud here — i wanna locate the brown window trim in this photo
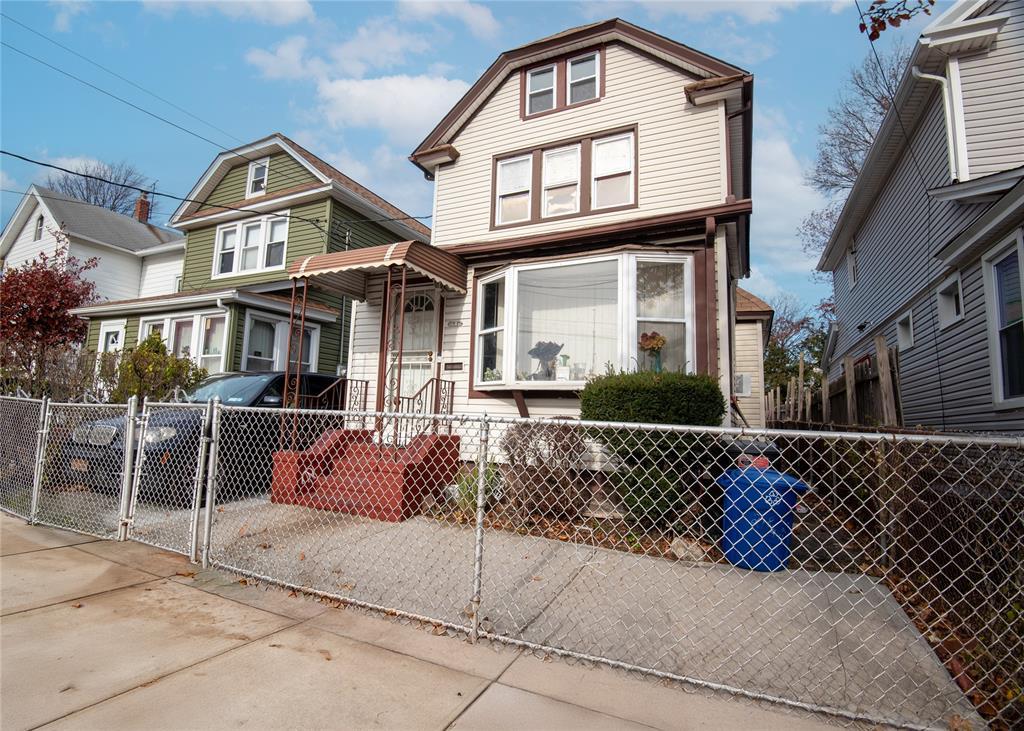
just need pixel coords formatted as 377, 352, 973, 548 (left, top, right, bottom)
489, 124, 638, 232
466, 245, 714, 398
519, 45, 606, 120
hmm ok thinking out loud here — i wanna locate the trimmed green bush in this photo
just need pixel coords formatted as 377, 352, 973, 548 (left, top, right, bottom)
109, 333, 206, 403
581, 372, 725, 532
579, 371, 725, 426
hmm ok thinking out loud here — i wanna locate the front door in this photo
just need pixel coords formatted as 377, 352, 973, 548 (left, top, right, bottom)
390, 288, 439, 400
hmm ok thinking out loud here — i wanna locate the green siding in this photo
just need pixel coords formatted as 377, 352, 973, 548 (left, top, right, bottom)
85, 320, 101, 351
199, 151, 318, 211
329, 199, 398, 252
84, 317, 139, 353
181, 199, 329, 291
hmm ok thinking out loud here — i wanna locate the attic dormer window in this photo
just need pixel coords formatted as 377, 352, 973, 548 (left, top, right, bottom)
568, 52, 599, 105
33, 215, 44, 241
246, 157, 269, 198
526, 65, 556, 115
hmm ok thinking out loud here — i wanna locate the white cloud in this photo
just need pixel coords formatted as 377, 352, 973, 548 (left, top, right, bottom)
710, 31, 777, 66
398, 0, 500, 39
329, 18, 432, 78
0, 169, 20, 191
639, 1, 799, 24
744, 266, 782, 300
246, 36, 324, 80
50, 0, 89, 32
749, 107, 825, 278
316, 75, 470, 146
142, 0, 314, 26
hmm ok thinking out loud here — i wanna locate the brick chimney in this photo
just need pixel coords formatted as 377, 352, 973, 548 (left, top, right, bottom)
133, 192, 151, 223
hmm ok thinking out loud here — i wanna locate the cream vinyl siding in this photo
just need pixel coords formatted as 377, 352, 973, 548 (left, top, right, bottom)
432, 43, 725, 248
138, 250, 184, 297
733, 320, 765, 428
959, 0, 1024, 178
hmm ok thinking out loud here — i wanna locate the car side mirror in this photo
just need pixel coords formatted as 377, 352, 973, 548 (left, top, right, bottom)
261, 394, 283, 406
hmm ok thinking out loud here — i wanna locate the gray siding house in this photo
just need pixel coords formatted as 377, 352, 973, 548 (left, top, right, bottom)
819, 0, 1024, 433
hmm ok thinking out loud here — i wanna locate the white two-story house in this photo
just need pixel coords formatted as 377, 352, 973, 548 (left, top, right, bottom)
284, 19, 762, 423
818, 0, 1024, 433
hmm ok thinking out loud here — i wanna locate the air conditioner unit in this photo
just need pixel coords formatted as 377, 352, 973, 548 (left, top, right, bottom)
733, 373, 752, 397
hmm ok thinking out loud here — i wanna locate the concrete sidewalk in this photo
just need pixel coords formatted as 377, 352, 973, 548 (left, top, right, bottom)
0, 514, 839, 731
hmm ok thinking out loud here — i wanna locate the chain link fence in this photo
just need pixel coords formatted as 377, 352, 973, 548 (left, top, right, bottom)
34, 401, 136, 539
0, 396, 45, 519
127, 400, 213, 558
0, 394, 1020, 729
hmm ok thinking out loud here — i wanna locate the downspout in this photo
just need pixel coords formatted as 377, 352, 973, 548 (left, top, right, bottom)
912, 67, 961, 181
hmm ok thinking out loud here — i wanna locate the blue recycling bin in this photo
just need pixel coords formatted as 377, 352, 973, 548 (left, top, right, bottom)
718, 467, 809, 572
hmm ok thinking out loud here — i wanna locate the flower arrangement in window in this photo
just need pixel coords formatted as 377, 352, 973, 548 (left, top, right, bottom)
483, 367, 503, 382
638, 331, 666, 373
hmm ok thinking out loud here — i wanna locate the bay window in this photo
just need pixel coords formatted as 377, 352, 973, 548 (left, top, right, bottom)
496, 156, 532, 225
592, 132, 634, 209
542, 145, 580, 217
475, 252, 694, 389
213, 212, 289, 277
526, 65, 555, 115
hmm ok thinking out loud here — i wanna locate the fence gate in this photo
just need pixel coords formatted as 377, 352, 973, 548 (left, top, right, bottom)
127, 400, 212, 558
0, 396, 45, 519
34, 401, 135, 539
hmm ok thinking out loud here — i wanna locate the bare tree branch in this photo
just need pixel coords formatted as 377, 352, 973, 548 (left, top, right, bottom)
45, 159, 159, 218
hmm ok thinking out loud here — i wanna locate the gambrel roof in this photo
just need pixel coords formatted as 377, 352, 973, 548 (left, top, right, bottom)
409, 18, 748, 171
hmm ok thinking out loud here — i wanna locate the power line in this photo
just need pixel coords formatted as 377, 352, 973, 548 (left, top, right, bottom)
0, 37, 431, 236
0, 12, 245, 146
0, 187, 175, 221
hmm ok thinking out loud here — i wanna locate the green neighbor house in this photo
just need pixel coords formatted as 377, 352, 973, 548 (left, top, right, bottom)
71, 133, 430, 377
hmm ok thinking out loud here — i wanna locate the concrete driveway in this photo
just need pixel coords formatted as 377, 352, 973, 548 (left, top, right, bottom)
0, 513, 840, 730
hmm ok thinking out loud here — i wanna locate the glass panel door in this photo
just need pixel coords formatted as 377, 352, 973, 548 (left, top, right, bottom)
391, 289, 438, 398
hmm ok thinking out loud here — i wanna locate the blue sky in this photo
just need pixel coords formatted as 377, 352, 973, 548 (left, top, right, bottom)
0, 0, 941, 307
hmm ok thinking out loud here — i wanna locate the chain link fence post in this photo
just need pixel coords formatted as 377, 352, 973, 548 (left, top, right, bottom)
470, 415, 490, 643
125, 397, 151, 541
189, 398, 215, 563
116, 395, 139, 541
28, 396, 50, 524
201, 397, 222, 569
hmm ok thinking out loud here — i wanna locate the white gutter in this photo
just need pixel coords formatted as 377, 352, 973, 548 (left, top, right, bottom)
912, 66, 961, 181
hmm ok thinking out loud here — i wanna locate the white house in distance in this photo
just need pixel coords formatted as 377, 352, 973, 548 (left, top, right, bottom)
1, 185, 185, 352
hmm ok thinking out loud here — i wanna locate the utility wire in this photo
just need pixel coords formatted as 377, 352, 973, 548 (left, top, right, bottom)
0, 12, 245, 146
0, 38, 431, 243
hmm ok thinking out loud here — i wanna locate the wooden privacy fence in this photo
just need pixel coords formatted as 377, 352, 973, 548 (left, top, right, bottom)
767, 335, 901, 429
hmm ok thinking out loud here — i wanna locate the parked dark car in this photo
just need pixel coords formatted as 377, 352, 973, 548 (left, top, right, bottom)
59, 372, 345, 506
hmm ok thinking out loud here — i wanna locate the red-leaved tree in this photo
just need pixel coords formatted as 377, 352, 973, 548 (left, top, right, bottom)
1, 228, 98, 395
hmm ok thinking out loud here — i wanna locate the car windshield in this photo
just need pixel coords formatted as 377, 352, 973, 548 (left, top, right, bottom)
186, 374, 276, 405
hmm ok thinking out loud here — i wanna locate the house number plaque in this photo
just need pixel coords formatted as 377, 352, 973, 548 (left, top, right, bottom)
443, 362, 463, 371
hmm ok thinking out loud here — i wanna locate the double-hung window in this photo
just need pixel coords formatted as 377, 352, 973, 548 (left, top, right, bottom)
214, 213, 289, 277
567, 52, 599, 105
140, 311, 227, 374
243, 311, 319, 372
985, 235, 1023, 405
592, 132, 634, 209
542, 145, 580, 217
246, 157, 269, 198
475, 252, 694, 389
495, 156, 532, 225
526, 65, 555, 115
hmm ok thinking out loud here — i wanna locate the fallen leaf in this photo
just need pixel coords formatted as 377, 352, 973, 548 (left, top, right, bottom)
318, 649, 332, 661
216, 506, 224, 513
259, 543, 271, 550
70, 602, 82, 609
299, 552, 306, 561
238, 578, 248, 586
175, 570, 196, 578
431, 624, 447, 636
238, 522, 248, 537
288, 590, 298, 598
